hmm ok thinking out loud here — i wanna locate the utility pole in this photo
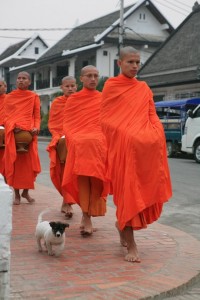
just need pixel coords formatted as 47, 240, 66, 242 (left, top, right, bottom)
119, 0, 124, 53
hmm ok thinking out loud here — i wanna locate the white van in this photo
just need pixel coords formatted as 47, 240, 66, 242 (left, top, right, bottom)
181, 104, 200, 163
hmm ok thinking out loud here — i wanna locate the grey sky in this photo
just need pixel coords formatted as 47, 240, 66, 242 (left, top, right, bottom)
0, 0, 194, 53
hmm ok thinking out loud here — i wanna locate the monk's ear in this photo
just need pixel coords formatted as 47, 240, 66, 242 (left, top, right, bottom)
117, 59, 122, 68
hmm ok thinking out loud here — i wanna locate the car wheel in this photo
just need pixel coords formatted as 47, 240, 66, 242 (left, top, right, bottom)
166, 141, 173, 157
194, 141, 200, 163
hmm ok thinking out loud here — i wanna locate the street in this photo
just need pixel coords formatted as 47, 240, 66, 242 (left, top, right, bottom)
37, 141, 200, 241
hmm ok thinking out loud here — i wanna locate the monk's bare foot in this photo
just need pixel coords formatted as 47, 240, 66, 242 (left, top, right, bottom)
80, 215, 97, 232
13, 189, 21, 205
80, 213, 93, 236
125, 242, 140, 263
65, 211, 73, 219
21, 190, 35, 204
80, 215, 84, 230
115, 221, 127, 247
13, 196, 21, 205
123, 226, 140, 263
61, 202, 73, 218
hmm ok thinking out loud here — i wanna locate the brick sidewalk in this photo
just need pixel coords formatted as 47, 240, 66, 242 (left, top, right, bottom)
10, 183, 200, 300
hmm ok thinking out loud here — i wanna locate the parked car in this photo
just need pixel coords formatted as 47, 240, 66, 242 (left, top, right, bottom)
155, 98, 200, 157
181, 104, 200, 163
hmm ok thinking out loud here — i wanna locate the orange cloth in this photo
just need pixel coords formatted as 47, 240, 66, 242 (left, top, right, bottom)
0, 94, 6, 174
101, 74, 172, 230
62, 87, 109, 209
47, 96, 75, 204
0, 94, 5, 126
4, 89, 41, 188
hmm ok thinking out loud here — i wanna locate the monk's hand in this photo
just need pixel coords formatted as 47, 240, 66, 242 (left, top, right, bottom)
13, 127, 22, 133
31, 128, 39, 135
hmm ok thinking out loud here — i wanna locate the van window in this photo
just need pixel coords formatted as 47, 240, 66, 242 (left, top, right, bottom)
193, 107, 200, 118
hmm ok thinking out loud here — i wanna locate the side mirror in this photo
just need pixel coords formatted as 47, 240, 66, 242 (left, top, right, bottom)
187, 109, 194, 118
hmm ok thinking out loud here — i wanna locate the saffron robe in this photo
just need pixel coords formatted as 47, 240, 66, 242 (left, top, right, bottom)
4, 89, 41, 188
0, 94, 6, 175
101, 74, 172, 230
47, 96, 75, 204
62, 88, 109, 213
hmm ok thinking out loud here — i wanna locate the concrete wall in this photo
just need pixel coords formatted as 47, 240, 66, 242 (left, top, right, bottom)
0, 175, 13, 300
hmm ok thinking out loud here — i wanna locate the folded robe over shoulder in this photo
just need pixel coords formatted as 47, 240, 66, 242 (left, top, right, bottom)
62, 87, 109, 205
47, 96, 75, 203
0, 94, 6, 175
101, 74, 172, 230
4, 89, 41, 188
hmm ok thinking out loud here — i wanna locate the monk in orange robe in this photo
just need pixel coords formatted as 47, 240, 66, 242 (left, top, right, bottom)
101, 46, 172, 262
4, 71, 41, 205
62, 65, 109, 236
47, 76, 77, 218
0, 79, 7, 175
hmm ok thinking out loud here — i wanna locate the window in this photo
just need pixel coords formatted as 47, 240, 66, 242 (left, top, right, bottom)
139, 13, 146, 20
193, 107, 200, 118
35, 47, 39, 54
114, 59, 119, 76
57, 65, 68, 77
154, 95, 165, 102
82, 61, 88, 67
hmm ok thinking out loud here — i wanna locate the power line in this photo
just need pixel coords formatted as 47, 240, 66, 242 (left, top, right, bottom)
0, 26, 110, 31
162, 0, 191, 13
0, 28, 70, 31
153, 0, 190, 16
166, 0, 193, 9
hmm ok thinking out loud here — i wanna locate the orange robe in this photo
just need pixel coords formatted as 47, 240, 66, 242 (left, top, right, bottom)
0, 94, 6, 175
101, 74, 172, 230
47, 96, 75, 204
4, 89, 41, 188
62, 88, 109, 212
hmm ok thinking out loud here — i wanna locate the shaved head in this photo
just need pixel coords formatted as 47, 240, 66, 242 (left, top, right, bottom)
119, 46, 139, 60
61, 76, 76, 84
80, 65, 99, 90
0, 78, 7, 85
16, 71, 31, 90
81, 65, 98, 76
18, 71, 31, 80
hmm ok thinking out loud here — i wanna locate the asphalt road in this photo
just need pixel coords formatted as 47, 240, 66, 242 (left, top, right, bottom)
37, 141, 200, 241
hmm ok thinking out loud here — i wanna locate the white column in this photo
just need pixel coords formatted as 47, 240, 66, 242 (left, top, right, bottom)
68, 57, 76, 76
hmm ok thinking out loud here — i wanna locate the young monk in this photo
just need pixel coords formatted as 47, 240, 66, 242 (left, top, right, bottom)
101, 46, 172, 262
47, 76, 77, 218
62, 65, 109, 236
4, 71, 41, 204
0, 79, 7, 175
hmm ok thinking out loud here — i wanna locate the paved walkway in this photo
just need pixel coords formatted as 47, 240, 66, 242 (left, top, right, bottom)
10, 183, 200, 300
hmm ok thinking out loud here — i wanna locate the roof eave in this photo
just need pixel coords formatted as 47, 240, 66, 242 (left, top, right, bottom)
62, 41, 104, 56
